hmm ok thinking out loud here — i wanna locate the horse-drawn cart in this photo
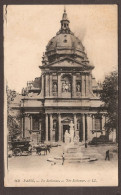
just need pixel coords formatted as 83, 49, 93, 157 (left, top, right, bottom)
35, 144, 51, 155
11, 139, 32, 156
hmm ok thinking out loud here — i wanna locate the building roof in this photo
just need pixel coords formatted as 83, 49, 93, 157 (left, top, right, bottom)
46, 33, 84, 54
43, 8, 90, 66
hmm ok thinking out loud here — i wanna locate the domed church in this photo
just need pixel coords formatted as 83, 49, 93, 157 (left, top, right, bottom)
12, 8, 107, 144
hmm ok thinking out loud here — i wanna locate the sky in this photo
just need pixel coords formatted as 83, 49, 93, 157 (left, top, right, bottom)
4, 5, 118, 93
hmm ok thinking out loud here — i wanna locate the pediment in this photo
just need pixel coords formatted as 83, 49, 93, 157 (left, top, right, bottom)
51, 61, 82, 68
40, 57, 94, 70
50, 57, 84, 67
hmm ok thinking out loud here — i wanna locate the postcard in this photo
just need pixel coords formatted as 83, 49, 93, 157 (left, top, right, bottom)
4, 4, 118, 187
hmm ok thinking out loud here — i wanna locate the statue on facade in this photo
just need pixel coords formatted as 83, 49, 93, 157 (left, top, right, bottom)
68, 83, 71, 92
62, 81, 71, 92
53, 82, 57, 92
76, 82, 81, 92
69, 121, 75, 143
62, 83, 66, 92
64, 82, 69, 92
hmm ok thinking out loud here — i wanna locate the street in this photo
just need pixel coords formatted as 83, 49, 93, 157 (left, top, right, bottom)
6, 143, 118, 187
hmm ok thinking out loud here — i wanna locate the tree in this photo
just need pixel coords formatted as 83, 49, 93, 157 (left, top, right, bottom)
100, 71, 118, 141
6, 85, 21, 141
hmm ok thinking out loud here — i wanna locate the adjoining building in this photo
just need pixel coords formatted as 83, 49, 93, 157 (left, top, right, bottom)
11, 9, 107, 144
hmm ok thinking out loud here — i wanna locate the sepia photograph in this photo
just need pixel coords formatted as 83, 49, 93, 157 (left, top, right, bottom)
4, 4, 118, 187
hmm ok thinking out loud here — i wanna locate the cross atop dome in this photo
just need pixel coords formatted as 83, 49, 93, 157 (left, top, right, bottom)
60, 6, 70, 33
64, 5, 66, 12
62, 6, 68, 20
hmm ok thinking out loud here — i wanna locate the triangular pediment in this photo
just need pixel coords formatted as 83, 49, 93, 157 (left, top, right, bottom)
50, 57, 85, 67
40, 57, 94, 70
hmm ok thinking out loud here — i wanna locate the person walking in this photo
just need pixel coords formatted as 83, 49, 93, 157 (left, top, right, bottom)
105, 150, 110, 161
62, 152, 65, 165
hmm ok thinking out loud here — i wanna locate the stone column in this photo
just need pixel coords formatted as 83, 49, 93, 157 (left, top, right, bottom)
92, 115, 94, 130
30, 115, 33, 141
61, 123, 63, 142
102, 115, 105, 130
45, 114, 48, 142
39, 120, 41, 130
89, 73, 92, 94
102, 115, 106, 135
50, 74, 53, 97
50, 114, 53, 141
85, 114, 87, 141
72, 74, 76, 98
82, 114, 85, 142
82, 75, 85, 97
41, 74, 45, 97
21, 117, 24, 138
86, 115, 89, 141
74, 114, 77, 135
39, 119, 41, 142
58, 114, 61, 142
58, 73, 61, 97
87, 115, 92, 141
86, 74, 89, 97
45, 73, 49, 97
30, 115, 32, 130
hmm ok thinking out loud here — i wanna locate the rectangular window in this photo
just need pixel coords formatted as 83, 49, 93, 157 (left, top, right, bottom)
95, 118, 102, 130
33, 118, 39, 130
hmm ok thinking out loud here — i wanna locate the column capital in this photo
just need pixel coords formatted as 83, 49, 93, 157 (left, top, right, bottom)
30, 114, 33, 119
88, 113, 91, 116
45, 72, 50, 75
57, 72, 61, 75
25, 113, 30, 117
90, 114, 95, 118
23, 113, 31, 118
49, 113, 53, 118
72, 72, 77, 76
58, 113, 61, 116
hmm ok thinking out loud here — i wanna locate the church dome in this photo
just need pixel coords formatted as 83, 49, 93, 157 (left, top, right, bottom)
43, 8, 89, 65
46, 33, 84, 54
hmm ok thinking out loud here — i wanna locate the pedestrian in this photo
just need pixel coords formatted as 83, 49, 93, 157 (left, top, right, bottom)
85, 141, 87, 148
62, 152, 65, 165
105, 150, 110, 161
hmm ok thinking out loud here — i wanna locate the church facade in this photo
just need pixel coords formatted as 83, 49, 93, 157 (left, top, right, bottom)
11, 9, 107, 144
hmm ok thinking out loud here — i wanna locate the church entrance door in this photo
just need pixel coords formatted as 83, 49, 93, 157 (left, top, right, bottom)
32, 132, 38, 145
31, 132, 40, 145
63, 125, 69, 142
